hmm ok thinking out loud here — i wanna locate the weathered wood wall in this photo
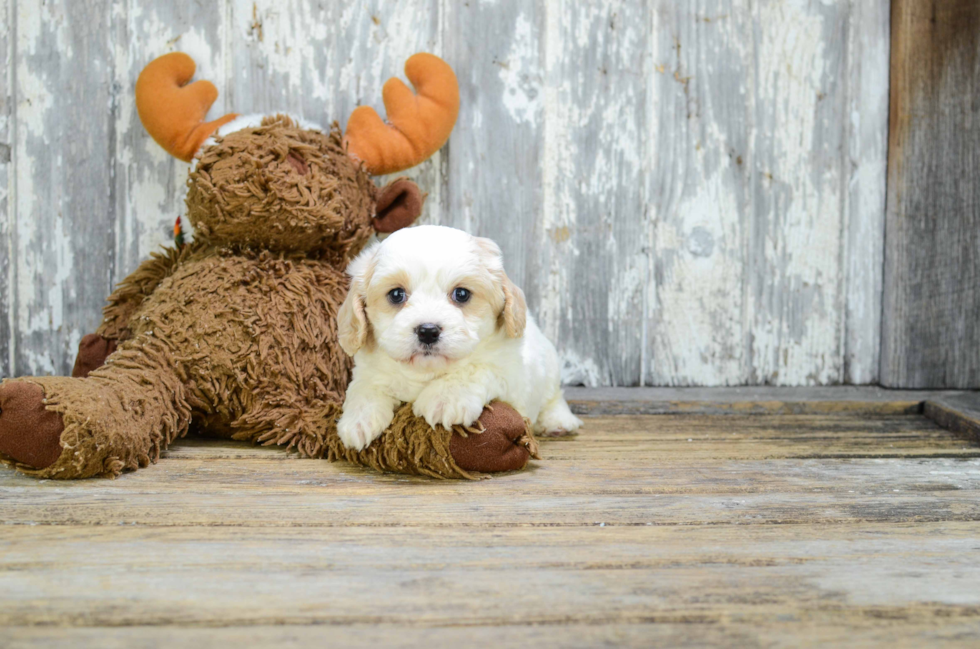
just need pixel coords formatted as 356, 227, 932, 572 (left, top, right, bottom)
0, 0, 891, 386
881, 0, 980, 389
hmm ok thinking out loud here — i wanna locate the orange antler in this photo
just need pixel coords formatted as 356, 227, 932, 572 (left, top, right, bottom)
345, 53, 459, 176
135, 53, 238, 162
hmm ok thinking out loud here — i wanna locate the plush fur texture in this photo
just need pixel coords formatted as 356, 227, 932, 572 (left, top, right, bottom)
0, 115, 538, 479
337, 225, 582, 451
187, 118, 377, 254
345, 53, 460, 175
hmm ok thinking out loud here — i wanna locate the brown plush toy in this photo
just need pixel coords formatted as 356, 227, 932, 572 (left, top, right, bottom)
0, 52, 538, 480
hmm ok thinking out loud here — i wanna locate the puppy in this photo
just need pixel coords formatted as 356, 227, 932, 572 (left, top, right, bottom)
336, 225, 582, 450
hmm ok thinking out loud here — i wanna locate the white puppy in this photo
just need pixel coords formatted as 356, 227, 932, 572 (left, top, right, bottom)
336, 225, 582, 450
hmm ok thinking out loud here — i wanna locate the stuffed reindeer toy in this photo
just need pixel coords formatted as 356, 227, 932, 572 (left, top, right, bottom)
0, 52, 538, 479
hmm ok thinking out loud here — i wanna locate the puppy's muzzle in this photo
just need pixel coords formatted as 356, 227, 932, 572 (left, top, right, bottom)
415, 323, 442, 346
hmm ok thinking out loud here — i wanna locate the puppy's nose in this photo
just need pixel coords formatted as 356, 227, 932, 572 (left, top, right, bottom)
415, 323, 441, 346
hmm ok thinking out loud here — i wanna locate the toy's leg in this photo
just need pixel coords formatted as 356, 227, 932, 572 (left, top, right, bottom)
0, 337, 191, 478
224, 390, 343, 460
71, 245, 188, 379
328, 401, 539, 478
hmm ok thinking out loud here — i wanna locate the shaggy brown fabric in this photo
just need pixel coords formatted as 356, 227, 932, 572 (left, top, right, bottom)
186, 116, 376, 260
0, 114, 539, 480
98, 245, 185, 341
3, 334, 193, 478
327, 402, 539, 480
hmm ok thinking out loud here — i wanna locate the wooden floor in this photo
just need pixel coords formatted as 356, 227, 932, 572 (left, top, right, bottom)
3, 392, 980, 647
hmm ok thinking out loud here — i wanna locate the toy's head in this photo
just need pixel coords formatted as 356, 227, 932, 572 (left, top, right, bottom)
135, 53, 458, 262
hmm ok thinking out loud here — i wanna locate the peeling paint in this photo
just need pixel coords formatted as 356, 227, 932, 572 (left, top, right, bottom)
5, 0, 890, 386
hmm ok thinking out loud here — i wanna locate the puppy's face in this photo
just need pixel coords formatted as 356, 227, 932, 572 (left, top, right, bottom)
338, 226, 526, 371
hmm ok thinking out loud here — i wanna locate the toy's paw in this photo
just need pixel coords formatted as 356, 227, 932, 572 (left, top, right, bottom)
449, 402, 538, 473
337, 401, 394, 451
72, 333, 118, 378
413, 385, 486, 430
0, 382, 65, 469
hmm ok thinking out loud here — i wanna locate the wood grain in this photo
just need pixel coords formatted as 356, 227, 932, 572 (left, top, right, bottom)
2, 414, 979, 529
2, 407, 980, 646
924, 393, 980, 446
0, 0, 12, 376
2, 523, 980, 628
5, 621, 980, 649
2, 0, 893, 386
644, 1, 889, 386
539, 1, 649, 386
441, 0, 544, 306
11, 0, 116, 375
843, 0, 890, 384
881, 0, 980, 388
567, 390, 927, 416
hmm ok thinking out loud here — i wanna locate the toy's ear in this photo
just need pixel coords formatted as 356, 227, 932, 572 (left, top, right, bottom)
345, 53, 459, 175
374, 178, 424, 234
136, 53, 238, 161
338, 244, 378, 356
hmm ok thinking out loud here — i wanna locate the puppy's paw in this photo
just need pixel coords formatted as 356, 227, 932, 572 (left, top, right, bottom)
413, 386, 487, 430
337, 401, 394, 451
535, 399, 583, 437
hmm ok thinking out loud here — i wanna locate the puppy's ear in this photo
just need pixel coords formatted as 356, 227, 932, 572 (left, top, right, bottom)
500, 271, 527, 338
338, 245, 377, 356
475, 236, 527, 338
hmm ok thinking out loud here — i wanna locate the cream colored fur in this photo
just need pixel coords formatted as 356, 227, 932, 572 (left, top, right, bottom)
337, 225, 581, 450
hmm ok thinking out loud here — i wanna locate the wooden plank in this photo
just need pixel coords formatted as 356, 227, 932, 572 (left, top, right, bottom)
738, 0, 847, 386
563, 386, 969, 415
5, 622, 980, 649
146, 413, 978, 462
3, 2, 895, 387
2, 414, 979, 526
881, 0, 980, 388
7, 454, 979, 495
924, 393, 980, 446
0, 0, 887, 385
2, 523, 980, 628
843, 0, 890, 384
2, 406, 979, 644
566, 386, 961, 403
0, 0, 11, 376
11, 0, 115, 376
644, 0, 747, 386
535, 1, 649, 386
441, 1, 544, 317
109, 3, 227, 287
7, 485, 977, 527
644, 1, 890, 386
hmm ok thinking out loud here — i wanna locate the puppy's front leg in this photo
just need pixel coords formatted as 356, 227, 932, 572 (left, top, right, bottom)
338, 378, 399, 451
413, 374, 495, 430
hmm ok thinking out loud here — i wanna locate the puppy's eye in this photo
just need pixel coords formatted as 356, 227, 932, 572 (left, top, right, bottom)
387, 288, 407, 305
451, 287, 472, 304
